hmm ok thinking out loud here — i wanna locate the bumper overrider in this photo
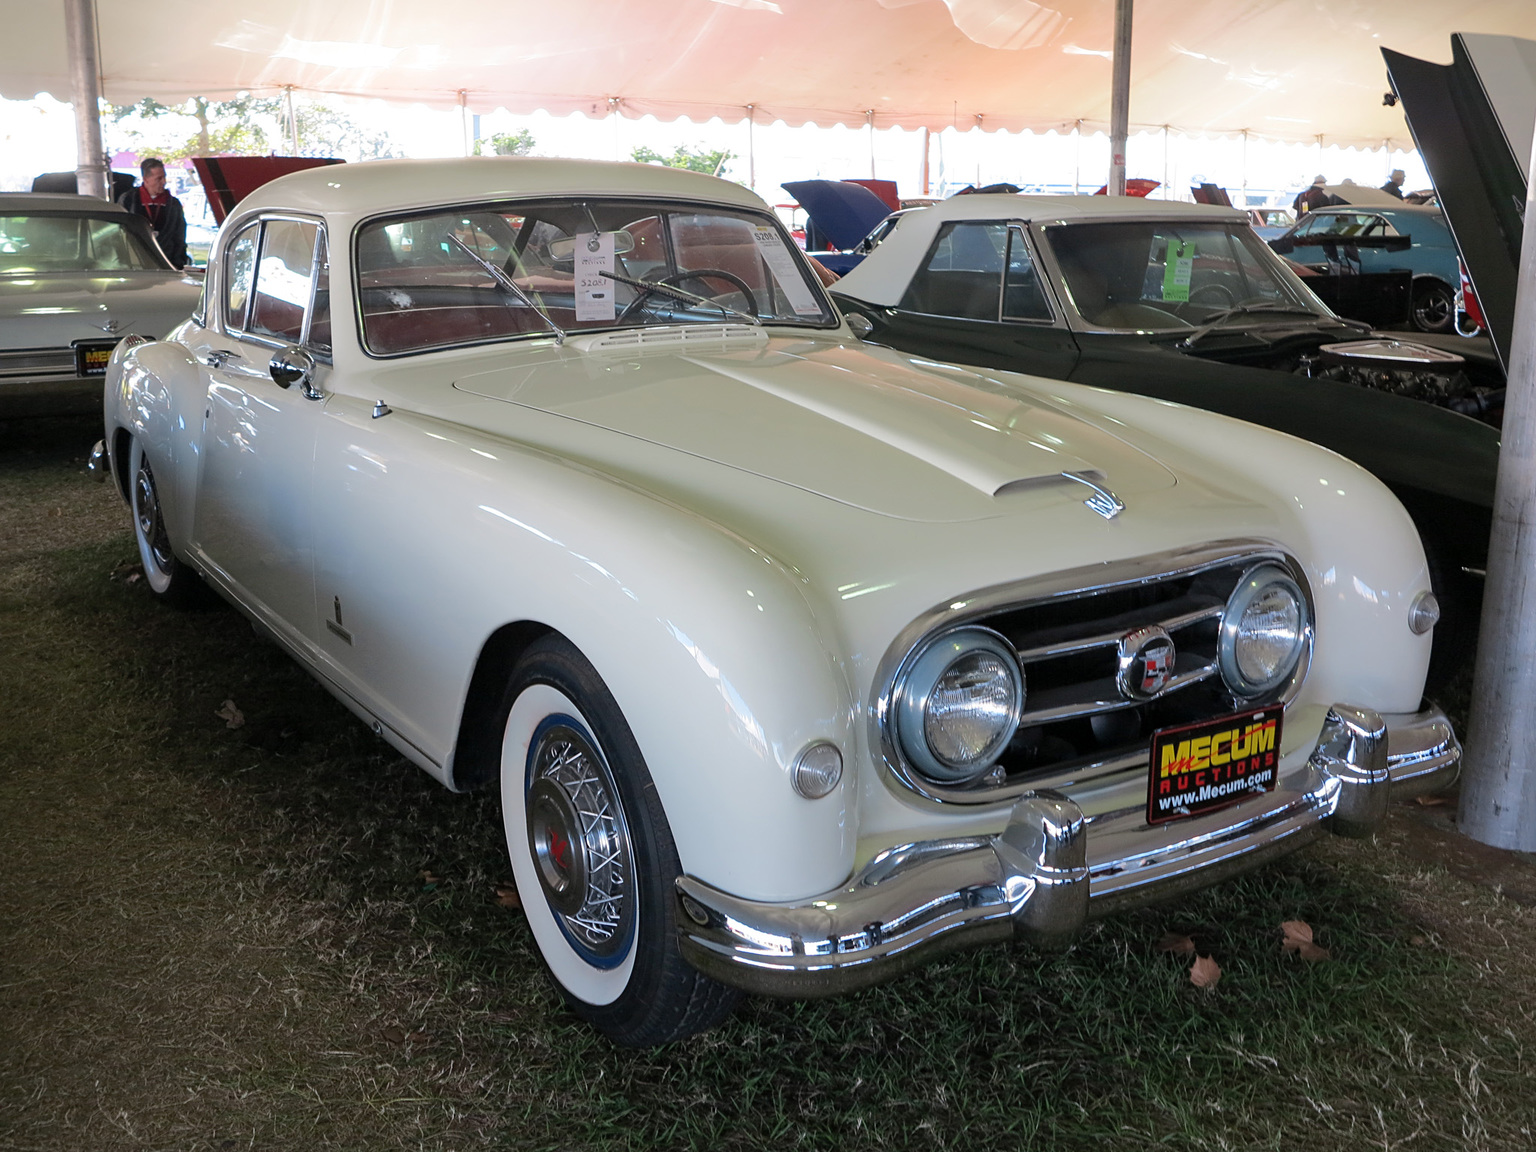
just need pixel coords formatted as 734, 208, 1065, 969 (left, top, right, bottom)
676, 702, 1458, 997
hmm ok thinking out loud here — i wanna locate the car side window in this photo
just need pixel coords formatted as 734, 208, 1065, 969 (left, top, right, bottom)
900, 221, 1006, 320
224, 223, 259, 330
1002, 226, 1051, 321
249, 219, 319, 344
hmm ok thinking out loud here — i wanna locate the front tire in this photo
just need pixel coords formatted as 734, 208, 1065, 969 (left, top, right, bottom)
130, 439, 202, 606
498, 635, 740, 1046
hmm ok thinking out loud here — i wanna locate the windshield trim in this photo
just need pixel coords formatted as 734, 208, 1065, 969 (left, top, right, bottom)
350, 194, 840, 361
1037, 217, 1334, 336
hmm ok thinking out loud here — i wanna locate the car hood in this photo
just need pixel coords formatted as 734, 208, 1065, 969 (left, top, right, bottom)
451, 333, 1177, 522
782, 180, 893, 250
1385, 33, 1535, 369
0, 272, 203, 349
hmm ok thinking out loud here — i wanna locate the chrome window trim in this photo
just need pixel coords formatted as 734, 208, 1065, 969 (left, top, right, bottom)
215, 212, 333, 366
870, 539, 1315, 806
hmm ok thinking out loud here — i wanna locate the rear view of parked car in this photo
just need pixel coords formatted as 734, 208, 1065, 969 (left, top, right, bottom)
0, 193, 202, 418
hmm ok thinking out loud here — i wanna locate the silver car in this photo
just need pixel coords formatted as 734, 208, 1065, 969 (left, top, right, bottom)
0, 193, 203, 418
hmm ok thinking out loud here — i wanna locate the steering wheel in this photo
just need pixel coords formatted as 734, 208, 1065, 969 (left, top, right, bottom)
618, 267, 759, 322
1189, 283, 1236, 308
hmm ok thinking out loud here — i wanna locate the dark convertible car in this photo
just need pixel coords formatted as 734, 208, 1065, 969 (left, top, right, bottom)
831, 195, 1503, 685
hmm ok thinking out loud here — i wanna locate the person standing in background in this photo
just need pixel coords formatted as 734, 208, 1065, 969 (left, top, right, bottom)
1293, 175, 1332, 216
1380, 169, 1407, 199
118, 158, 188, 268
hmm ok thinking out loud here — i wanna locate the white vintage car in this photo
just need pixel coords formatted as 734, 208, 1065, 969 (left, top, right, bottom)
1, 193, 203, 418
94, 158, 1459, 1047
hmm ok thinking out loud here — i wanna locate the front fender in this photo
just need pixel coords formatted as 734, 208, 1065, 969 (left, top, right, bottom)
309, 398, 858, 903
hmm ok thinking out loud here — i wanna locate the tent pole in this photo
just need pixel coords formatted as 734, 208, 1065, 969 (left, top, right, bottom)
285, 86, 299, 154
1074, 119, 1081, 195
64, 0, 109, 200
921, 126, 931, 196
1459, 125, 1536, 853
1108, 0, 1132, 196
458, 90, 469, 157
746, 105, 756, 193
867, 110, 876, 179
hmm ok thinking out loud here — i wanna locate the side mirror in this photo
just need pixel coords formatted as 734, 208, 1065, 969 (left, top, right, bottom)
270, 346, 321, 400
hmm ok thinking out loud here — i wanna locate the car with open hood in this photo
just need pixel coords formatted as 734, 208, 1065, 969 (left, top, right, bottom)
0, 193, 203, 418
95, 158, 1458, 1046
831, 194, 1504, 686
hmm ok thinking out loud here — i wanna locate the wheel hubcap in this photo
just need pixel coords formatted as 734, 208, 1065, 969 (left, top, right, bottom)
134, 460, 174, 572
526, 720, 634, 963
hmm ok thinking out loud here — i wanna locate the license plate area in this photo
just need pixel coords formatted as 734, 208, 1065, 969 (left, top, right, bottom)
73, 340, 118, 377
1147, 706, 1282, 825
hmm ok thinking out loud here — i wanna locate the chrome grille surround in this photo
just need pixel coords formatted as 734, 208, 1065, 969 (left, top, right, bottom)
873, 540, 1315, 805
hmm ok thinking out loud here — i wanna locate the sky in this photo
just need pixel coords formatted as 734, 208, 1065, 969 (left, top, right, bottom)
1, 91, 1430, 221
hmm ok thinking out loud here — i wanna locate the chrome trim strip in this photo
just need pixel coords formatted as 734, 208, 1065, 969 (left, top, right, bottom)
680, 702, 1457, 997
1019, 660, 1219, 726
872, 540, 1313, 805
1013, 602, 1223, 663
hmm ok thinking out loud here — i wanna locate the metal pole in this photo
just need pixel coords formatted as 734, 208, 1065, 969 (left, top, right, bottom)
746, 105, 756, 193
64, 0, 109, 200
284, 86, 299, 154
1459, 125, 1536, 852
1108, 0, 1133, 196
458, 90, 469, 157
921, 126, 931, 196
867, 110, 876, 179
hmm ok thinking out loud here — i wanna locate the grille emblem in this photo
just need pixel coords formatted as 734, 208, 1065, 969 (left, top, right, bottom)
1116, 626, 1176, 700
93, 318, 122, 333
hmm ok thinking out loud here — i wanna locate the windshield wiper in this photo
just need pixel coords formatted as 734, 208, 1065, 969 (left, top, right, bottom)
599, 269, 762, 326
445, 234, 567, 345
1179, 302, 1361, 349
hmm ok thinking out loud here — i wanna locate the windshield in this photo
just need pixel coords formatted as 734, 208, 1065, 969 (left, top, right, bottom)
357, 197, 837, 355
1043, 220, 1330, 332
0, 214, 167, 273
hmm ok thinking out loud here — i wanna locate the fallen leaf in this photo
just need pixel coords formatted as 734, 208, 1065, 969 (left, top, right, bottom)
214, 699, 245, 729
125, 572, 141, 585
1189, 955, 1222, 988
381, 1026, 406, 1044
1281, 919, 1330, 962
1415, 794, 1453, 807
1410, 935, 1427, 947
494, 884, 522, 910
1155, 932, 1196, 955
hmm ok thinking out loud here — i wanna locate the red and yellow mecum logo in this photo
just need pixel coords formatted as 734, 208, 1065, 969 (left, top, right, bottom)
1159, 717, 1277, 778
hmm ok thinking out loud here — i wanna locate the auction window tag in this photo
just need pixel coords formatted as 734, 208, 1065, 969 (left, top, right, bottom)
575, 231, 616, 322
1162, 240, 1195, 302
752, 225, 822, 315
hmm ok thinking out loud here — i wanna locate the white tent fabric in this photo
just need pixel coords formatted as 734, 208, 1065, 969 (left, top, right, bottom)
8, 0, 1534, 146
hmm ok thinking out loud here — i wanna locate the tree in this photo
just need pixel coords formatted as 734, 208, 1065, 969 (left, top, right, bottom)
631, 144, 735, 177
105, 95, 402, 162
476, 128, 536, 157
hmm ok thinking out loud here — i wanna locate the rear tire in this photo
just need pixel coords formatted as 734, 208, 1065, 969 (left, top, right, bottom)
1411, 279, 1454, 334
497, 635, 740, 1046
130, 439, 203, 606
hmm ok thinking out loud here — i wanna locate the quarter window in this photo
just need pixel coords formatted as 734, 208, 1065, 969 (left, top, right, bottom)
900, 221, 1006, 320
1002, 227, 1052, 321
223, 223, 259, 330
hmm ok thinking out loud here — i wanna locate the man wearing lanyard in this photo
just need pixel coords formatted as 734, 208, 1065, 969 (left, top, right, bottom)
118, 157, 188, 268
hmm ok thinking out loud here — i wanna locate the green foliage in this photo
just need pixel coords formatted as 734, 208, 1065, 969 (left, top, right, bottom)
104, 94, 401, 162
475, 128, 536, 157
631, 143, 735, 176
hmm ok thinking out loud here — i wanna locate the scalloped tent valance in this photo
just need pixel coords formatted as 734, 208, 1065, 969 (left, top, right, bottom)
8, 0, 1531, 147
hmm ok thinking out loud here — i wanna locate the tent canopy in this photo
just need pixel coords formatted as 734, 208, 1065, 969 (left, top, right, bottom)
9, 0, 1533, 146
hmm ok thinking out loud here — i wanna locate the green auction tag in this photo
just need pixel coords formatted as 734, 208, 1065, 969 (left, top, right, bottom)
1162, 240, 1195, 302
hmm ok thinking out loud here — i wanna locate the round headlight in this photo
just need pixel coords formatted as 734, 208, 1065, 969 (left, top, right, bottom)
1219, 565, 1308, 697
895, 628, 1024, 783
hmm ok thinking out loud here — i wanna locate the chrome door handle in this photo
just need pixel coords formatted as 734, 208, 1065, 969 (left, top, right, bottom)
204, 348, 242, 368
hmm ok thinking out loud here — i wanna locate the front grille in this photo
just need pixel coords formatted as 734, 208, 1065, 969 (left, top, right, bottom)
0, 347, 76, 378
876, 544, 1310, 804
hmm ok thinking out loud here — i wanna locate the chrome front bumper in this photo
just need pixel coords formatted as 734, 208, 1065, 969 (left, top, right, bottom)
676, 702, 1459, 997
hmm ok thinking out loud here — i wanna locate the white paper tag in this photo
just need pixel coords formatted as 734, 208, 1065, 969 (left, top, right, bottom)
752, 225, 822, 316
575, 232, 616, 322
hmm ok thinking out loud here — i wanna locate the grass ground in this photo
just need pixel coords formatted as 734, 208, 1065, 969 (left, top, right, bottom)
3, 415, 1535, 1151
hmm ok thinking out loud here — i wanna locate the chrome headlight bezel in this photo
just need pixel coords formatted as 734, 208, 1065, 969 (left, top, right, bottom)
1218, 564, 1311, 697
891, 626, 1025, 785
